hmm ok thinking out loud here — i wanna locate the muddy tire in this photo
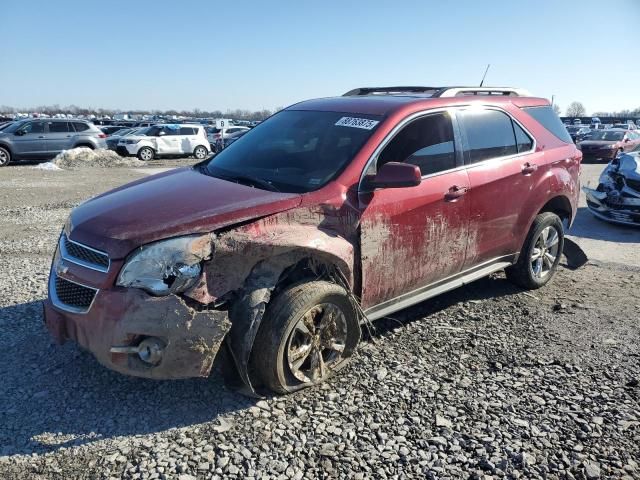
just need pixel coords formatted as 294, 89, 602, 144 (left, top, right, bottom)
137, 147, 154, 161
506, 212, 564, 290
252, 281, 360, 394
193, 145, 208, 159
0, 146, 10, 167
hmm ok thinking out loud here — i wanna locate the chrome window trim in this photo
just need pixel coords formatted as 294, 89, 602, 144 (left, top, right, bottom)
59, 234, 110, 273
358, 105, 537, 191
49, 272, 99, 315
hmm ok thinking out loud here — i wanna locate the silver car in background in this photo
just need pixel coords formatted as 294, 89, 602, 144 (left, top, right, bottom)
0, 119, 107, 166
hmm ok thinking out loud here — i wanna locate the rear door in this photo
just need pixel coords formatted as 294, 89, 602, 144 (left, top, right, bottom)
359, 110, 471, 310
13, 121, 47, 158
46, 121, 73, 155
179, 126, 198, 153
457, 108, 541, 269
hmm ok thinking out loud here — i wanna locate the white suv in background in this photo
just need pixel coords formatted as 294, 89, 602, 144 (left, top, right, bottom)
117, 124, 211, 160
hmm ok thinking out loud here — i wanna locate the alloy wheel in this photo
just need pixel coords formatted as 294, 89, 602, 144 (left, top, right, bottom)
285, 303, 348, 384
530, 225, 560, 279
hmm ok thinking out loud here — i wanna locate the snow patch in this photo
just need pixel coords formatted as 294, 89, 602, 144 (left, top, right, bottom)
32, 162, 62, 171
51, 148, 145, 169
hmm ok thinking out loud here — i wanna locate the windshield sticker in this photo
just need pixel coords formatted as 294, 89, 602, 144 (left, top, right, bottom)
308, 178, 322, 185
335, 117, 379, 130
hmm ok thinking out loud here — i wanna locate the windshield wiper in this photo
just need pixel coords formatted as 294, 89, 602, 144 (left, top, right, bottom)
213, 171, 280, 192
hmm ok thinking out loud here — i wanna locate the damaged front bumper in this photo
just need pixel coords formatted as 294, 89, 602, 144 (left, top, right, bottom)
583, 187, 640, 226
44, 279, 231, 380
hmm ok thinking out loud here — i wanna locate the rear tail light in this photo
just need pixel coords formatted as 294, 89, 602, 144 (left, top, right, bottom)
98, 133, 107, 138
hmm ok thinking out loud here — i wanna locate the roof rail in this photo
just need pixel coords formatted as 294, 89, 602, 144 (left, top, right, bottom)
342, 86, 531, 98
342, 86, 441, 96
435, 87, 531, 97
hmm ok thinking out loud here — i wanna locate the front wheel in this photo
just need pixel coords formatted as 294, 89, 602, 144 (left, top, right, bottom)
137, 147, 154, 161
193, 145, 208, 159
0, 146, 11, 167
506, 212, 564, 289
252, 281, 361, 394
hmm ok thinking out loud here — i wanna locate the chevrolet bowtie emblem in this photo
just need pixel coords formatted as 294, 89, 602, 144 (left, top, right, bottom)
56, 262, 69, 276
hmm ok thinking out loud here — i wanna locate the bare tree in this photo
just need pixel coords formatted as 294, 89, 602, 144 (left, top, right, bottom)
566, 102, 586, 117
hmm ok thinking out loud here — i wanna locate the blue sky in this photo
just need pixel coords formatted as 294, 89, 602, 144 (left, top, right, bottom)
1, 0, 639, 114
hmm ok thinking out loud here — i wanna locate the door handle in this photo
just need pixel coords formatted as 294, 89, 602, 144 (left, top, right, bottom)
38, 136, 46, 139
522, 162, 538, 174
444, 185, 469, 201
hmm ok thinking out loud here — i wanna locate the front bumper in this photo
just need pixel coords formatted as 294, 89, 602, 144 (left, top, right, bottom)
44, 244, 231, 379
116, 144, 136, 157
583, 187, 640, 226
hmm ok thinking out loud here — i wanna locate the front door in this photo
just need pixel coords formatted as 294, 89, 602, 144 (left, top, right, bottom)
12, 120, 47, 158
155, 127, 180, 154
359, 111, 470, 310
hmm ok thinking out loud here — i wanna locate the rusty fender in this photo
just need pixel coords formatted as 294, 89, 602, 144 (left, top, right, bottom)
183, 214, 356, 393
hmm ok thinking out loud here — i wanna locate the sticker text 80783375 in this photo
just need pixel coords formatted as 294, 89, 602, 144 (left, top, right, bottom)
335, 117, 380, 130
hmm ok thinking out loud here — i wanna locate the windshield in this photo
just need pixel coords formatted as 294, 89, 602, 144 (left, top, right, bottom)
0, 122, 14, 131
3, 120, 29, 133
203, 110, 383, 193
590, 131, 625, 141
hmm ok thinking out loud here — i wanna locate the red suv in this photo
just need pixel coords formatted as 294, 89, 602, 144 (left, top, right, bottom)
44, 86, 581, 394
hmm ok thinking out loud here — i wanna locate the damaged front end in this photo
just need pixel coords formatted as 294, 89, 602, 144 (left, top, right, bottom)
583, 152, 640, 226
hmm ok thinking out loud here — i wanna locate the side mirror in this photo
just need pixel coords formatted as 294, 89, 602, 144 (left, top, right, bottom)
158, 131, 166, 136
368, 162, 422, 189
624, 138, 630, 143
14, 130, 25, 136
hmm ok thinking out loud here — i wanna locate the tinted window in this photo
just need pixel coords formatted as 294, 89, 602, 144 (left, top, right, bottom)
22, 121, 45, 134
460, 110, 517, 163
179, 127, 196, 135
524, 106, 572, 143
514, 122, 533, 152
377, 112, 456, 176
73, 122, 90, 132
49, 122, 70, 133
205, 110, 382, 193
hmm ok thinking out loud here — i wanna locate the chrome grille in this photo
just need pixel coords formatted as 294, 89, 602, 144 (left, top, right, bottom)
60, 234, 110, 272
51, 275, 97, 313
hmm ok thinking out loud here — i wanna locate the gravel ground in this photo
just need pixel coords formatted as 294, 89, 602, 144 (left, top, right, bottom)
0, 162, 639, 479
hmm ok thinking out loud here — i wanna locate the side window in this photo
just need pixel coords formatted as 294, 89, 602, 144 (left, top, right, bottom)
377, 112, 456, 176
514, 122, 533, 152
22, 121, 45, 134
460, 110, 517, 163
49, 122, 70, 133
179, 127, 196, 135
73, 122, 90, 132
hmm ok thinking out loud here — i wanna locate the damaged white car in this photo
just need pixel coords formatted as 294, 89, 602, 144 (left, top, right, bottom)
583, 152, 640, 226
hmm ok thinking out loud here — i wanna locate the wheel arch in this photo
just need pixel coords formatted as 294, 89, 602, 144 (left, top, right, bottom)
538, 194, 573, 223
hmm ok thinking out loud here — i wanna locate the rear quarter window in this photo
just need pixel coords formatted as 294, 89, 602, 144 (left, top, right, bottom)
73, 122, 90, 132
523, 106, 572, 143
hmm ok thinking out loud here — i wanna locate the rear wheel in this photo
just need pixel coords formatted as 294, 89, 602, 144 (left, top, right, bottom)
193, 145, 208, 159
0, 146, 10, 167
506, 212, 564, 289
252, 281, 360, 394
137, 147, 154, 161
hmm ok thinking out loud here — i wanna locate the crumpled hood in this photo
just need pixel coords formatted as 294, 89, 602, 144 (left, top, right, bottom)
67, 167, 302, 259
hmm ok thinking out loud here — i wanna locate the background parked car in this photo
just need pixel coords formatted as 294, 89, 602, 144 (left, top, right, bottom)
214, 129, 248, 152
578, 129, 640, 160
0, 119, 106, 166
105, 127, 147, 150
206, 126, 250, 145
116, 124, 211, 160
99, 125, 130, 136
566, 125, 592, 143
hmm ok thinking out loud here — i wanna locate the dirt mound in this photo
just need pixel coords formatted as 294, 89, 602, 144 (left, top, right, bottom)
51, 148, 145, 169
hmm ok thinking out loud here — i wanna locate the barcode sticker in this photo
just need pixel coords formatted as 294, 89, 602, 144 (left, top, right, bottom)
335, 117, 379, 130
